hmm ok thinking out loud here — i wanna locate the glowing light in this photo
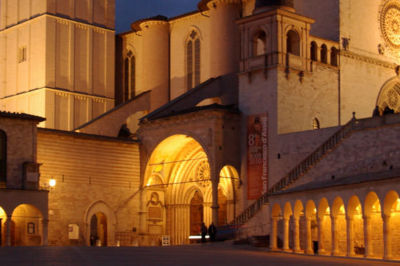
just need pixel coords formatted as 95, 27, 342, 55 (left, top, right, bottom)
189, 235, 209, 240
49, 179, 56, 188
340, 205, 345, 214
0, 208, 5, 216
313, 208, 317, 214
356, 205, 361, 213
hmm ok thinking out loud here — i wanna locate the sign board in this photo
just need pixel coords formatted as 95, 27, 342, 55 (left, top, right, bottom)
68, 224, 79, 240
161, 235, 170, 246
247, 114, 268, 200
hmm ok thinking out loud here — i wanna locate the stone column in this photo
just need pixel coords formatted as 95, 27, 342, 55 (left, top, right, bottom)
293, 217, 300, 253
211, 179, 219, 226
331, 215, 339, 256
306, 217, 313, 254
383, 214, 392, 260
42, 219, 49, 246
283, 217, 290, 251
364, 216, 373, 258
270, 217, 278, 250
346, 216, 354, 257
5, 215, 11, 246
317, 216, 325, 255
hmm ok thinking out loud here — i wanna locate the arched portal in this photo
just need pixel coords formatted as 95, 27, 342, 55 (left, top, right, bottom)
90, 212, 107, 246
84, 201, 116, 247
11, 204, 43, 246
376, 78, 400, 113
144, 135, 234, 245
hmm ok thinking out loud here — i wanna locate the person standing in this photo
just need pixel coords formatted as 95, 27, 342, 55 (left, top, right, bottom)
208, 223, 217, 242
201, 222, 207, 243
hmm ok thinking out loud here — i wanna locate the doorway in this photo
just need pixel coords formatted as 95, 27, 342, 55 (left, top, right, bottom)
190, 191, 204, 235
90, 212, 107, 246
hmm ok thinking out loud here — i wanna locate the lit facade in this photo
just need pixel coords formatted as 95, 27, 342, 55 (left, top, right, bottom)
0, 0, 399, 260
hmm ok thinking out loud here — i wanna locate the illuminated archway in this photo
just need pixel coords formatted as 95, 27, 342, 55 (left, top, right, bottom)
332, 197, 347, 256
11, 204, 43, 246
376, 77, 400, 114
318, 198, 332, 255
84, 201, 116, 247
0, 207, 6, 246
347, 196, 364, 257
384, 190, 400, 259
364, 192, 383, 258
144, 135, 235, 245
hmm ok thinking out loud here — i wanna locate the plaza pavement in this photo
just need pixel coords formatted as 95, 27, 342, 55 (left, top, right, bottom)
0, 243, 398, 266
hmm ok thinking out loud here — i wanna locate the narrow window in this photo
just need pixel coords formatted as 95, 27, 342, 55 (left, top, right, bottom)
0, 130, 6, 184
18, 47, 27, 63
253, 31, 266, 56
330, 47, 338, 66
27, 222, 35, 234
123, 51, 136, 102
310, 42, 318, 61
287, 30, 300, 56
313, 118, 320, 129
130, 56, 136, 98
321, 44, 328, 64
187, 31, 201, 90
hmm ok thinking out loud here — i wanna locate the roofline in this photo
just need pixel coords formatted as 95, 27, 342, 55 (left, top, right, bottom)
0, 111, 45, 122
38, 128, 139, 144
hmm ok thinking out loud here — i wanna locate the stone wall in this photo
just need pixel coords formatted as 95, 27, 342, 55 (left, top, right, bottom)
37, 129, 142, 246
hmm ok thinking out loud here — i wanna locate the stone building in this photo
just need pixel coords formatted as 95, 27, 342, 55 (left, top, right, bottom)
0, 0, 400, 261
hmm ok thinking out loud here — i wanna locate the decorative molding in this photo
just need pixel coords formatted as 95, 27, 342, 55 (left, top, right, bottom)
340, 50, 397, 69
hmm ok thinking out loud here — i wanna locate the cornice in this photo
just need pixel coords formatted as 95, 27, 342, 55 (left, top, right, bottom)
341, 50, 397, 70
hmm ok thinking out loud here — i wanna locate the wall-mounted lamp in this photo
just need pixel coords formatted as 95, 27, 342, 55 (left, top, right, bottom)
49, 179, 56, 188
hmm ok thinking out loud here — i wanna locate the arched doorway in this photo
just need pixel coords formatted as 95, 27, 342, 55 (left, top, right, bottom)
376, 78, 400, 114
11, 204, 43, 246
90, 212, 107, 246
190, 191, 203, 235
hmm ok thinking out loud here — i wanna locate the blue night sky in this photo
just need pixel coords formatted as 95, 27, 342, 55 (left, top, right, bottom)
116, 0, 200, 33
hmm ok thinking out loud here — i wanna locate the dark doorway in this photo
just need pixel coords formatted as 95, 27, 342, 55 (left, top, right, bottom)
90, 212, 107, 246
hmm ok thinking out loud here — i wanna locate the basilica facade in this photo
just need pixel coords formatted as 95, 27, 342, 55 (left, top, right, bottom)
0, 0, 400, 261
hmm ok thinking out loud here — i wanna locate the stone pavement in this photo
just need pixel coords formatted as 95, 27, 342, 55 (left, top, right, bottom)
0, 243, 398, 266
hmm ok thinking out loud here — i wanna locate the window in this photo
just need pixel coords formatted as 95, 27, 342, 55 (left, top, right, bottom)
286, 30, 300, 56
313, 118, 320, 129
253, 31, 266, 56
331, 47, 338, 66
187, 30, 201, 90
124, 51, 135, 102
0, 130, 6, 184
27, 222, 35, 234
18, 47, 27, 63
310, 42, 318, 61
320, 44, 328, 64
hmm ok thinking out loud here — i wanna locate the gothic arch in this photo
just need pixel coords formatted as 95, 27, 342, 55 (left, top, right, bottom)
376, 76, 400, 113
84, 200, 116, 246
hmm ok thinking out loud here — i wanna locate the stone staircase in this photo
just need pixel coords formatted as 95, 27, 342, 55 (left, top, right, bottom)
230, 115, 357, 226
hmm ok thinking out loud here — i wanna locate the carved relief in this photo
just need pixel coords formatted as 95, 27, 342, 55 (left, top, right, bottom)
195, 161, 211, 188
377, 80, 400, 112
147, 192, 163, 221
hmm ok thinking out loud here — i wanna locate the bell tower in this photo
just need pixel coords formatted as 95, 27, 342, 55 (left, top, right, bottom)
0, 0, 115, 130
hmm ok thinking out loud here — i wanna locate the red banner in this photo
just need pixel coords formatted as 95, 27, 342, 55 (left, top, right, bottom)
247, 114, 268, 200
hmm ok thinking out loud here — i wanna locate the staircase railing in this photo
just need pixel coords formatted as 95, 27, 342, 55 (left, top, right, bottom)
230, 116, 357, 226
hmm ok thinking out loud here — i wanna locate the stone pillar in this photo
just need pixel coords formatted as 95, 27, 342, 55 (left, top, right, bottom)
364, 216, 373, 258
317, 216, 325, 255
270, 217, 278, 250
42, 219, 49, 246
283, 217, 290, 251
306, 217, 313, 254
346, 216, 354, 257
331, 215, 339, 256
293, 217, 300, 253
211, 178, 219, 226
5, 215, 11, 246
383, 214, 392, 260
